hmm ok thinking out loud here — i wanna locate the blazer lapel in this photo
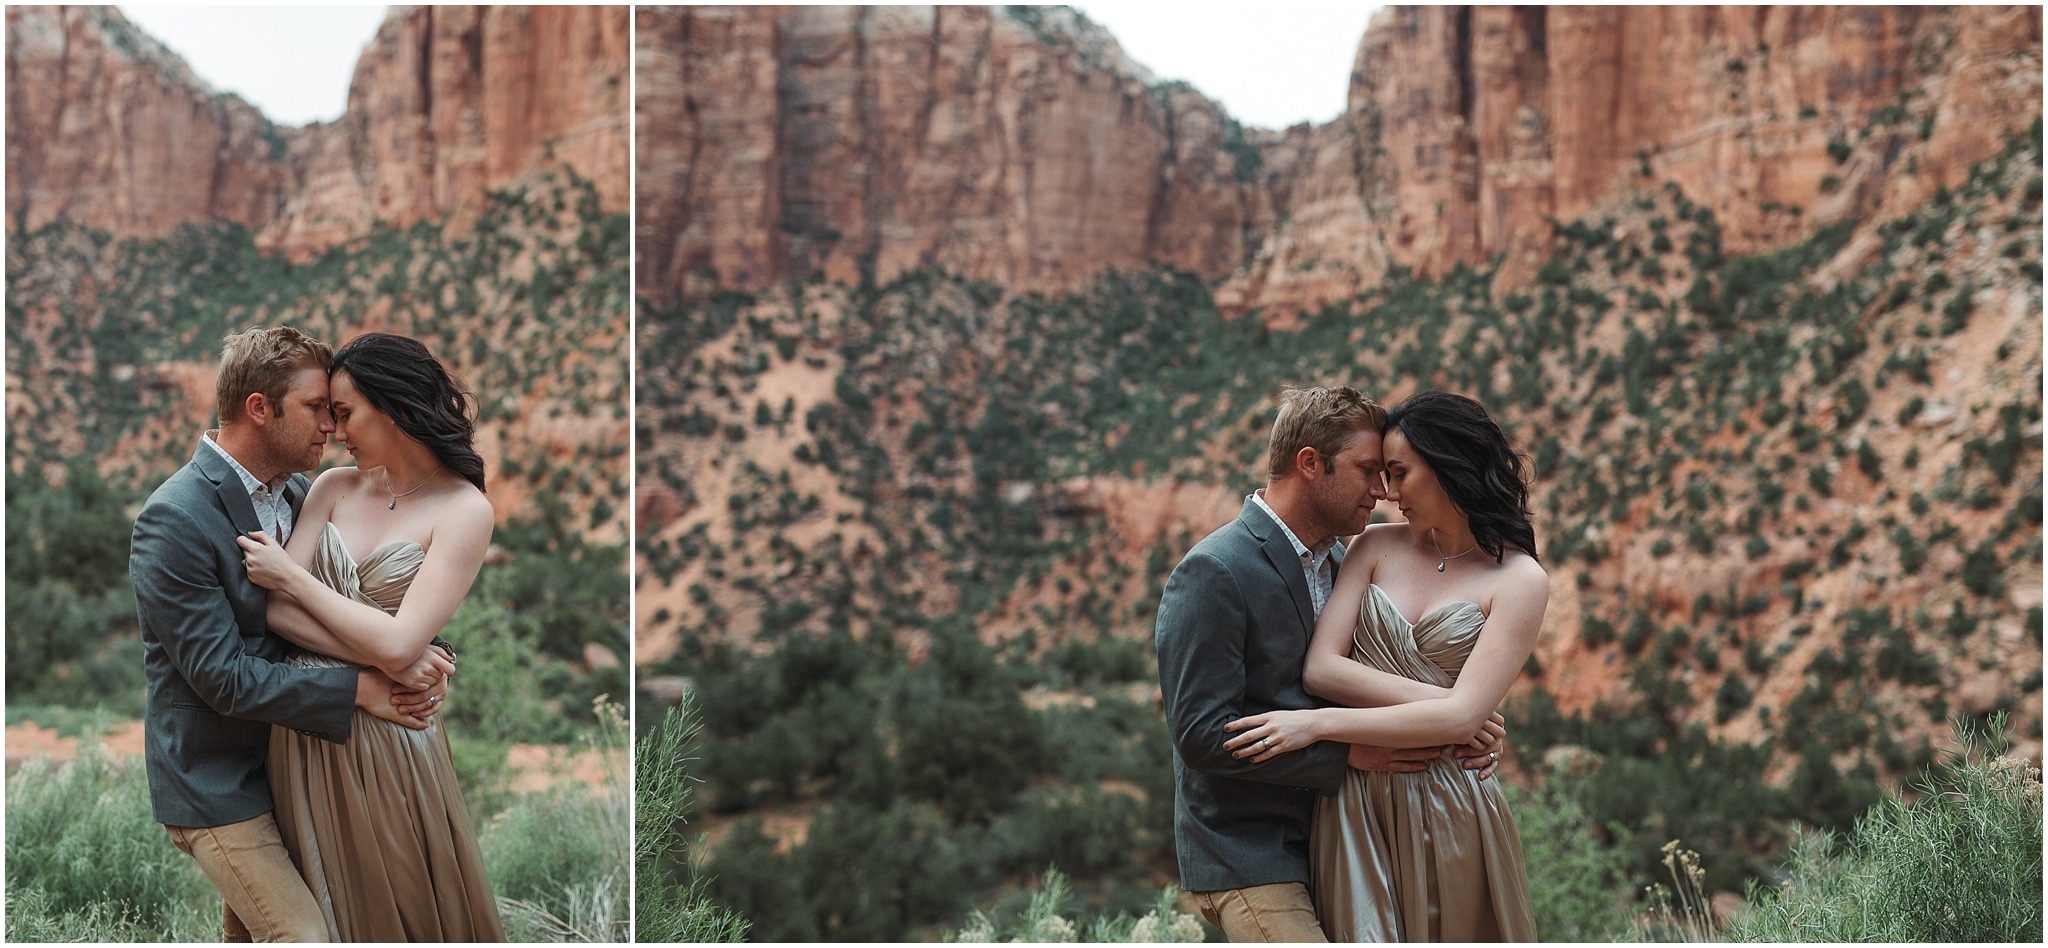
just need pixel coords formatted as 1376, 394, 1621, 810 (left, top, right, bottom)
1241, 502, 1318, 639
194, 443, 265, 541
284, 473, 311, 518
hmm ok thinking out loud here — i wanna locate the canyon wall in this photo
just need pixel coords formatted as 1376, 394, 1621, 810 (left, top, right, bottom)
635, 5, 2041, 315
5, 5, 629, 257
1234, 5, 2043, 312
635, 4, 1271, 299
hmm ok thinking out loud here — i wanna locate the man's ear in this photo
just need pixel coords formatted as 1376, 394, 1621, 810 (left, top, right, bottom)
243, 391, 273, 427
1295, 446, 1323, 480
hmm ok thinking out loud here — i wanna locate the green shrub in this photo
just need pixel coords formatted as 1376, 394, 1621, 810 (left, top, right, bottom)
1726, 716, 2043, 942
4, 737, 214, 941
634, 697, 751, 942
483, 701, 631, 942
951, 867, 1202, 943
1503, 766, 1637, 941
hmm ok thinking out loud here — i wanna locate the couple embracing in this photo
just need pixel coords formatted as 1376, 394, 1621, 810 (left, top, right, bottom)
132, 327, 504, 941
1158, 386, 1546, 942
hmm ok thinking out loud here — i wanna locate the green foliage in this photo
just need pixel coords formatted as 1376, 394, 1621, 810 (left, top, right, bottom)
483, 701, 632, 942
635, 697, 751, 943
4, 737, 214, 941
1502, 767, 1637, 942
951, 868, 1204, 942
4, 465, 149, 711
1726, 716, 2043, 942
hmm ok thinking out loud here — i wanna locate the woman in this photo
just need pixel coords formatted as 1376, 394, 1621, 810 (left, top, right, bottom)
1224, 391, 1545, 941
237, 332, 505, 941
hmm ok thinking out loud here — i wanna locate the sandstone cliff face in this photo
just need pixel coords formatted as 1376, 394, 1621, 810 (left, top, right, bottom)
5, 6, 299, 236
635, 4, 1269, 300
1232, 5, 2043, 313
262, 4, 630, 259
637, 5, 2040, 316
5, 5, 629, 256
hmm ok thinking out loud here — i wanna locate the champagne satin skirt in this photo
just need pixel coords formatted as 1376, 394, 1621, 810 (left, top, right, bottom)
271, 709, 505, 942
1311, 757, 1537, 941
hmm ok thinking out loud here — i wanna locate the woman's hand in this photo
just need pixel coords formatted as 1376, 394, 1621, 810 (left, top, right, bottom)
1224, 709, 1326, 763
237, 531, 303, 593
388, 644, 456, 691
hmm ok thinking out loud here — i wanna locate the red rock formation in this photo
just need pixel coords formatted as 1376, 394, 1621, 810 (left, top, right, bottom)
635, 4, 1271, 300
636, 5, 2040, 317
4, 6, 299, 237
262, 5, 630, 259
1230, 5, 2043, 315
5, 5, 629, 256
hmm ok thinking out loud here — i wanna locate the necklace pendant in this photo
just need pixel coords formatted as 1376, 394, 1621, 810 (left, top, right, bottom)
1437, 560, 1446, 572
389, 498, 398, 510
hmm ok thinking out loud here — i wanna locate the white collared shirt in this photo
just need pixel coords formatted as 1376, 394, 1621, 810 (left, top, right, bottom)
1250, 490, 1338, 618
201, 430, 295, 546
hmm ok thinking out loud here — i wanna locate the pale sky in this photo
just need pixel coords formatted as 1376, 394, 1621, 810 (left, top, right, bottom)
114, 3, 1378, 132
118, 5, 388, 127
1071, 2, 1382, 130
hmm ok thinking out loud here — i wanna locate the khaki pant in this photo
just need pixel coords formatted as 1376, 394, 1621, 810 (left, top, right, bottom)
1192, 882, 1329, 942
165, 813, 326, 942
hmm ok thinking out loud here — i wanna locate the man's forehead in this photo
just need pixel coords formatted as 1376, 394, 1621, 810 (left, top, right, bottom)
1338, 428, 1384, 463
286, 366, 331, 400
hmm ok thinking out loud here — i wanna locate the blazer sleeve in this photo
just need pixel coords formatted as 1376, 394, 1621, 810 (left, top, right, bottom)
132, 498, 357, 742
1156, 549, 1348, 793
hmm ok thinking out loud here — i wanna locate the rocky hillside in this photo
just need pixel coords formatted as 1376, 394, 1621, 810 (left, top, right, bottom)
5, 5, 630, 539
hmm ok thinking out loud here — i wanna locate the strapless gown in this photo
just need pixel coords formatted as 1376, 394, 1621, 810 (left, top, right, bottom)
268, 523, 505, 941
1310, 584, 1536, 942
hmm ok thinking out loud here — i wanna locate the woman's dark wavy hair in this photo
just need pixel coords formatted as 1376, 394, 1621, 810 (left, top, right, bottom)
330, 333, 486, 493
1384, 391, 1535, 562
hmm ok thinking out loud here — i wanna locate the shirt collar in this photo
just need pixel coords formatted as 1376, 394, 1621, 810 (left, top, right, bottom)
1250, 489, 1336, 562
200, 430, 293, 497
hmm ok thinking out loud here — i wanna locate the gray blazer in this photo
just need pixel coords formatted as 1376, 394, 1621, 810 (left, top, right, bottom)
1156, 498, 1351, 893
132, 442, 357, 828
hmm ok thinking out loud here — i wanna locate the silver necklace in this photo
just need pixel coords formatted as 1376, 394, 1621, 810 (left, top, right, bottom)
1430, 529, 1477, 572
387, 467, 442, 509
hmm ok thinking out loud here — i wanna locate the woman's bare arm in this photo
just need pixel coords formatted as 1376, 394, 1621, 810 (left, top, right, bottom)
244, 485, 492, 678
1231, 559, 1549, 756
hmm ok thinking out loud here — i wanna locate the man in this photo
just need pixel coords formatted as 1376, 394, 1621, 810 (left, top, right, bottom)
132, 326, 452, 942
1155, 386, 1504, 942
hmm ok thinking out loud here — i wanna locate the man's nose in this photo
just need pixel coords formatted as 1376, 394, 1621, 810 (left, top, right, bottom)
319, 415, 336, 434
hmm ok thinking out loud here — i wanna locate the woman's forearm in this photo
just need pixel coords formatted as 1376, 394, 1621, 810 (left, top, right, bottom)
1307, 696, 1493, 748
276, 571, 437, 675
265, 594, 393, 671
1303, 652, 1452, 708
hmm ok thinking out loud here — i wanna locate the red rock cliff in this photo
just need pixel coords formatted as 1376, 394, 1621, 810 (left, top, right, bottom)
262, 4, 629, 259
5, 5, 629, 255
1229, 5, 2043, 314
5, 6, 298, 236
635, 4, 1269, 300
636, 5, 2041, 314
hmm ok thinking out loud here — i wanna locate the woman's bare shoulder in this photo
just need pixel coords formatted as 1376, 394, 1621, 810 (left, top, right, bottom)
1497, 552, 1550, 596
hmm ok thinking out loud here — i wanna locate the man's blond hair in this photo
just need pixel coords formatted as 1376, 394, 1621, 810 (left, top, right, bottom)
216, 327, 332, 425
1266, 386, 1386, 479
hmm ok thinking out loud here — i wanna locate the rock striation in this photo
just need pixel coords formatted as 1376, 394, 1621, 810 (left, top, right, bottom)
635, 5, 2041, 316
1234, 5, 2043, 313
5, 5, 629, 257
4, 6, 297, 236
635, 4, 1271, 299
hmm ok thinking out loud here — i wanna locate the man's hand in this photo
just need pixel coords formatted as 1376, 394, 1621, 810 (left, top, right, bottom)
1347, 743, 1437, 773
356, 669, 430, 730
1450, 711, 1508, 779
391, 674, 447, 723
